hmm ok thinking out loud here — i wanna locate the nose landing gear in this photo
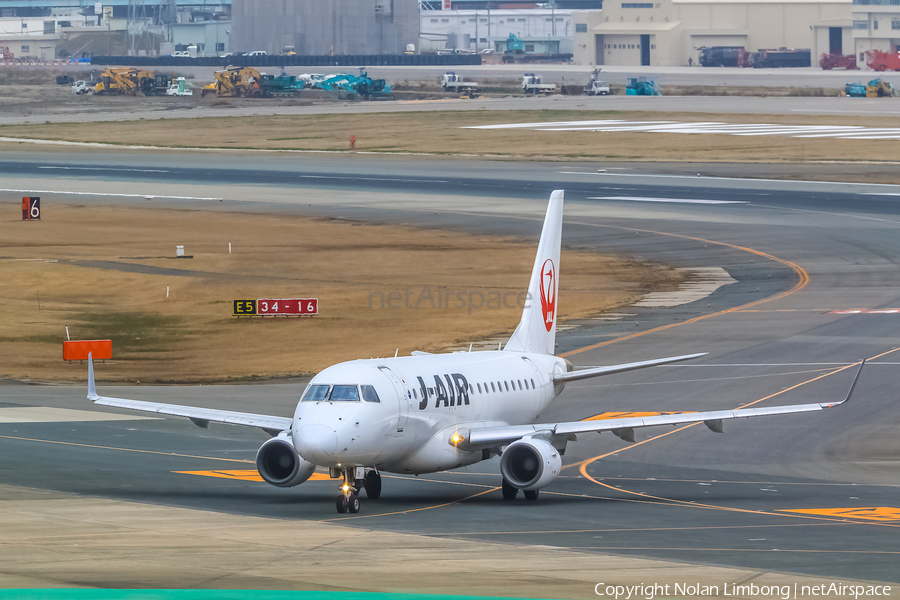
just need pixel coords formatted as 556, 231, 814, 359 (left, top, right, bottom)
333, 466, 381, 513
334, 466, 360, 514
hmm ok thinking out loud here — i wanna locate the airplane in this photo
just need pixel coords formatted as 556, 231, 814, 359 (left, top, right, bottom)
85, 190, 863, 513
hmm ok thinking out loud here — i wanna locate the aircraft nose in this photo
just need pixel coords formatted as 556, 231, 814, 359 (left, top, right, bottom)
297, 424, 338, 463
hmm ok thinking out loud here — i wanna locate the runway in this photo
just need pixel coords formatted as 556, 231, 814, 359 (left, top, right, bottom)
1, 151, 899, 591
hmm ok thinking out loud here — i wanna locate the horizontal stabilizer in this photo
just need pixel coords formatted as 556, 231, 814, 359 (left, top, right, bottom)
553, 352, 707, 384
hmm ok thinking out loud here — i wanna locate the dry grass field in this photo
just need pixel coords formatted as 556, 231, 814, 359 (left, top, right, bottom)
2, 109, 900, 165
0, 202, 681, 383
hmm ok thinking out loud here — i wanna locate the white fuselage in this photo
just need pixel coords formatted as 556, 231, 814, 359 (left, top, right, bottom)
291, 351, 566, 474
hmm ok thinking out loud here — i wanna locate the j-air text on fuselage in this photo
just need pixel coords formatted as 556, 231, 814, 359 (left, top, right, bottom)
86, 190, 864, 513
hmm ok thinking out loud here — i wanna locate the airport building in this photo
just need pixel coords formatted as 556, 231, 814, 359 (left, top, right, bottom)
419, 8, 574, 54
573, 0, 852, 66
230, 0, 419, 56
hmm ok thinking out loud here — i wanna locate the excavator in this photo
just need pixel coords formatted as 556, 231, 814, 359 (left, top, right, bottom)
200, 66, 262, 97
93, 68, 155, 96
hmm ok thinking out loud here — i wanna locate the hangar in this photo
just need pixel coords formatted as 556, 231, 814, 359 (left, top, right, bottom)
573, 0, 852, 66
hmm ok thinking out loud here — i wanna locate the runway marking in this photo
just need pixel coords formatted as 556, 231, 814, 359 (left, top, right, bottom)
574, 348, 900, 530
427, 522, 846, 536
324, 486, 500, 522
558, 222, 809, 359
830, 309, 900, 314
0, 433, 253, 464
779, 507, 900, 522
175, 470, 331, 482
468, 119, 900, 140
589, 196, 748, 205
0, 406, 158, 423
0, 187, 222, 201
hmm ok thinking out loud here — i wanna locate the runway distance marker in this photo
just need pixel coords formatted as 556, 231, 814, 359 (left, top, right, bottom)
779, 507, 900, 522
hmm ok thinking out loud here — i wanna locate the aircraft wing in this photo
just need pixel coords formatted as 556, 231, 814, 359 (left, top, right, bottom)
459, 360, 864, 449
553, 352, 707, 384
87, 355, 292, 435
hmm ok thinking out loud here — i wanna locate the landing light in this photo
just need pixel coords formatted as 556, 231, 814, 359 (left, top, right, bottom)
451, 433, 464, 445
342, 484, 350, 492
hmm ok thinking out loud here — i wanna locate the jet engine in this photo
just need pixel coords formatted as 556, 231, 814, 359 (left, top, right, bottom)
499, 438, 562, 491
256, 435, 317, 487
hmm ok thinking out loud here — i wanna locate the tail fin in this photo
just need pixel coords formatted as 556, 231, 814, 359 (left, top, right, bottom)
504, 190, 563, 355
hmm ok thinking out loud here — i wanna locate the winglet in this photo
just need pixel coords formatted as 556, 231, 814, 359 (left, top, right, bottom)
87, 352, 97, 400
824, 359, 865, 408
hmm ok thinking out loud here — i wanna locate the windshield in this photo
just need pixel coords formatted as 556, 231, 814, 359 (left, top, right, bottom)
361, 385, 380, 403
301, 385, 331, 402
329, 385, 360, 402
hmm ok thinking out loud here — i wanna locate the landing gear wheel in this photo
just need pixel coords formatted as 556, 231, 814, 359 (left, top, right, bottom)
524, 489, 539, 501
348, 493, 360, 513
335, 494, 349, 513
501, 478, 518, 500
364, 470, 382, 499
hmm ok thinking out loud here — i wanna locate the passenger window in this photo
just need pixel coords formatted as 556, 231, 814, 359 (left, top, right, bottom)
497, 381, 502, 392
301, 384, 331, 402
531, 378, 536, 388
504, 381, 509, 392
361, 385, 381, 403
491, 382, 495, 392
477, 383, 482, 393
330, 385, 360, 402
518, 380, 523, 390
412, 389, 417, 399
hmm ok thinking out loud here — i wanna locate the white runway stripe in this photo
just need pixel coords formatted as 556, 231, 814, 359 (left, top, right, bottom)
465, 119, 900, 140
590, 196, 748, 205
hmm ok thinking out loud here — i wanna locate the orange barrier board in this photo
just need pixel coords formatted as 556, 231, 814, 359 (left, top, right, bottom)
63, 340, 112, 361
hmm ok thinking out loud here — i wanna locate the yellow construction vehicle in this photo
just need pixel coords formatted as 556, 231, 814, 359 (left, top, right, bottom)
92, 68, 155, 96
866, 79, 898, 98
200, 66, 263, 97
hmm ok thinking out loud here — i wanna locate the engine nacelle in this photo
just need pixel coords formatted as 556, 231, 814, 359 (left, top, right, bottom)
499, 438, 562, 491
256, 435, 317, 488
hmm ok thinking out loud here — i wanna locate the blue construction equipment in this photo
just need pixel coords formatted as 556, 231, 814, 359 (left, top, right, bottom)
314, 68, 391, 100
626, 77, 662, 96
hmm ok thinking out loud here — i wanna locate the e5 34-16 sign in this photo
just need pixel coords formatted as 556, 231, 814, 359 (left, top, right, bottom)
233, 298, 318, 317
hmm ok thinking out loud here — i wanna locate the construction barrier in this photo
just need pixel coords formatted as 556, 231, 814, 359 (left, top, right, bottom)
63, 340, 112, 361
89, 53, 483, 68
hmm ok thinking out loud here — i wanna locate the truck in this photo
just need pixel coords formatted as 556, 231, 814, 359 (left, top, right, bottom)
697, 46, 743, 67
584, 69, 610, 95
71, 80, 91, 94
521, 73, 558, 95
440, 72, 478, 95
820, 53, 858, 70
166, 77, 192, 96
866, 50, 900, 72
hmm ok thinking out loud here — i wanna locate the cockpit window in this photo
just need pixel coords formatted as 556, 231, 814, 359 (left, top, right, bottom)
361, 385, 381, 403
330, 385, 360, 402
301, 385, 331, 402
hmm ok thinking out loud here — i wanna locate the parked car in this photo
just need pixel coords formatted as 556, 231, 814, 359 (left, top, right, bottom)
247, 50, 267, 56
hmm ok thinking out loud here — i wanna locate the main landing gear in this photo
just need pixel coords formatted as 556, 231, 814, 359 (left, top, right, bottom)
501, 478, 539, 501
333, 466, 382, 513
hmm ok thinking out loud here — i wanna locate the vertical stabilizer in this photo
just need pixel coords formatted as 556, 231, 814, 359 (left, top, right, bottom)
504, 190, 563, 355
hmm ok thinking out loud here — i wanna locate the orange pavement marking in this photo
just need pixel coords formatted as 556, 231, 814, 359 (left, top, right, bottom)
779, 507, 900, 522
174, 470, 331, 482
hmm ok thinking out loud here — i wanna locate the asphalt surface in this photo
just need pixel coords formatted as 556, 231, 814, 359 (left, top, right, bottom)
1, 151, 899, 585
